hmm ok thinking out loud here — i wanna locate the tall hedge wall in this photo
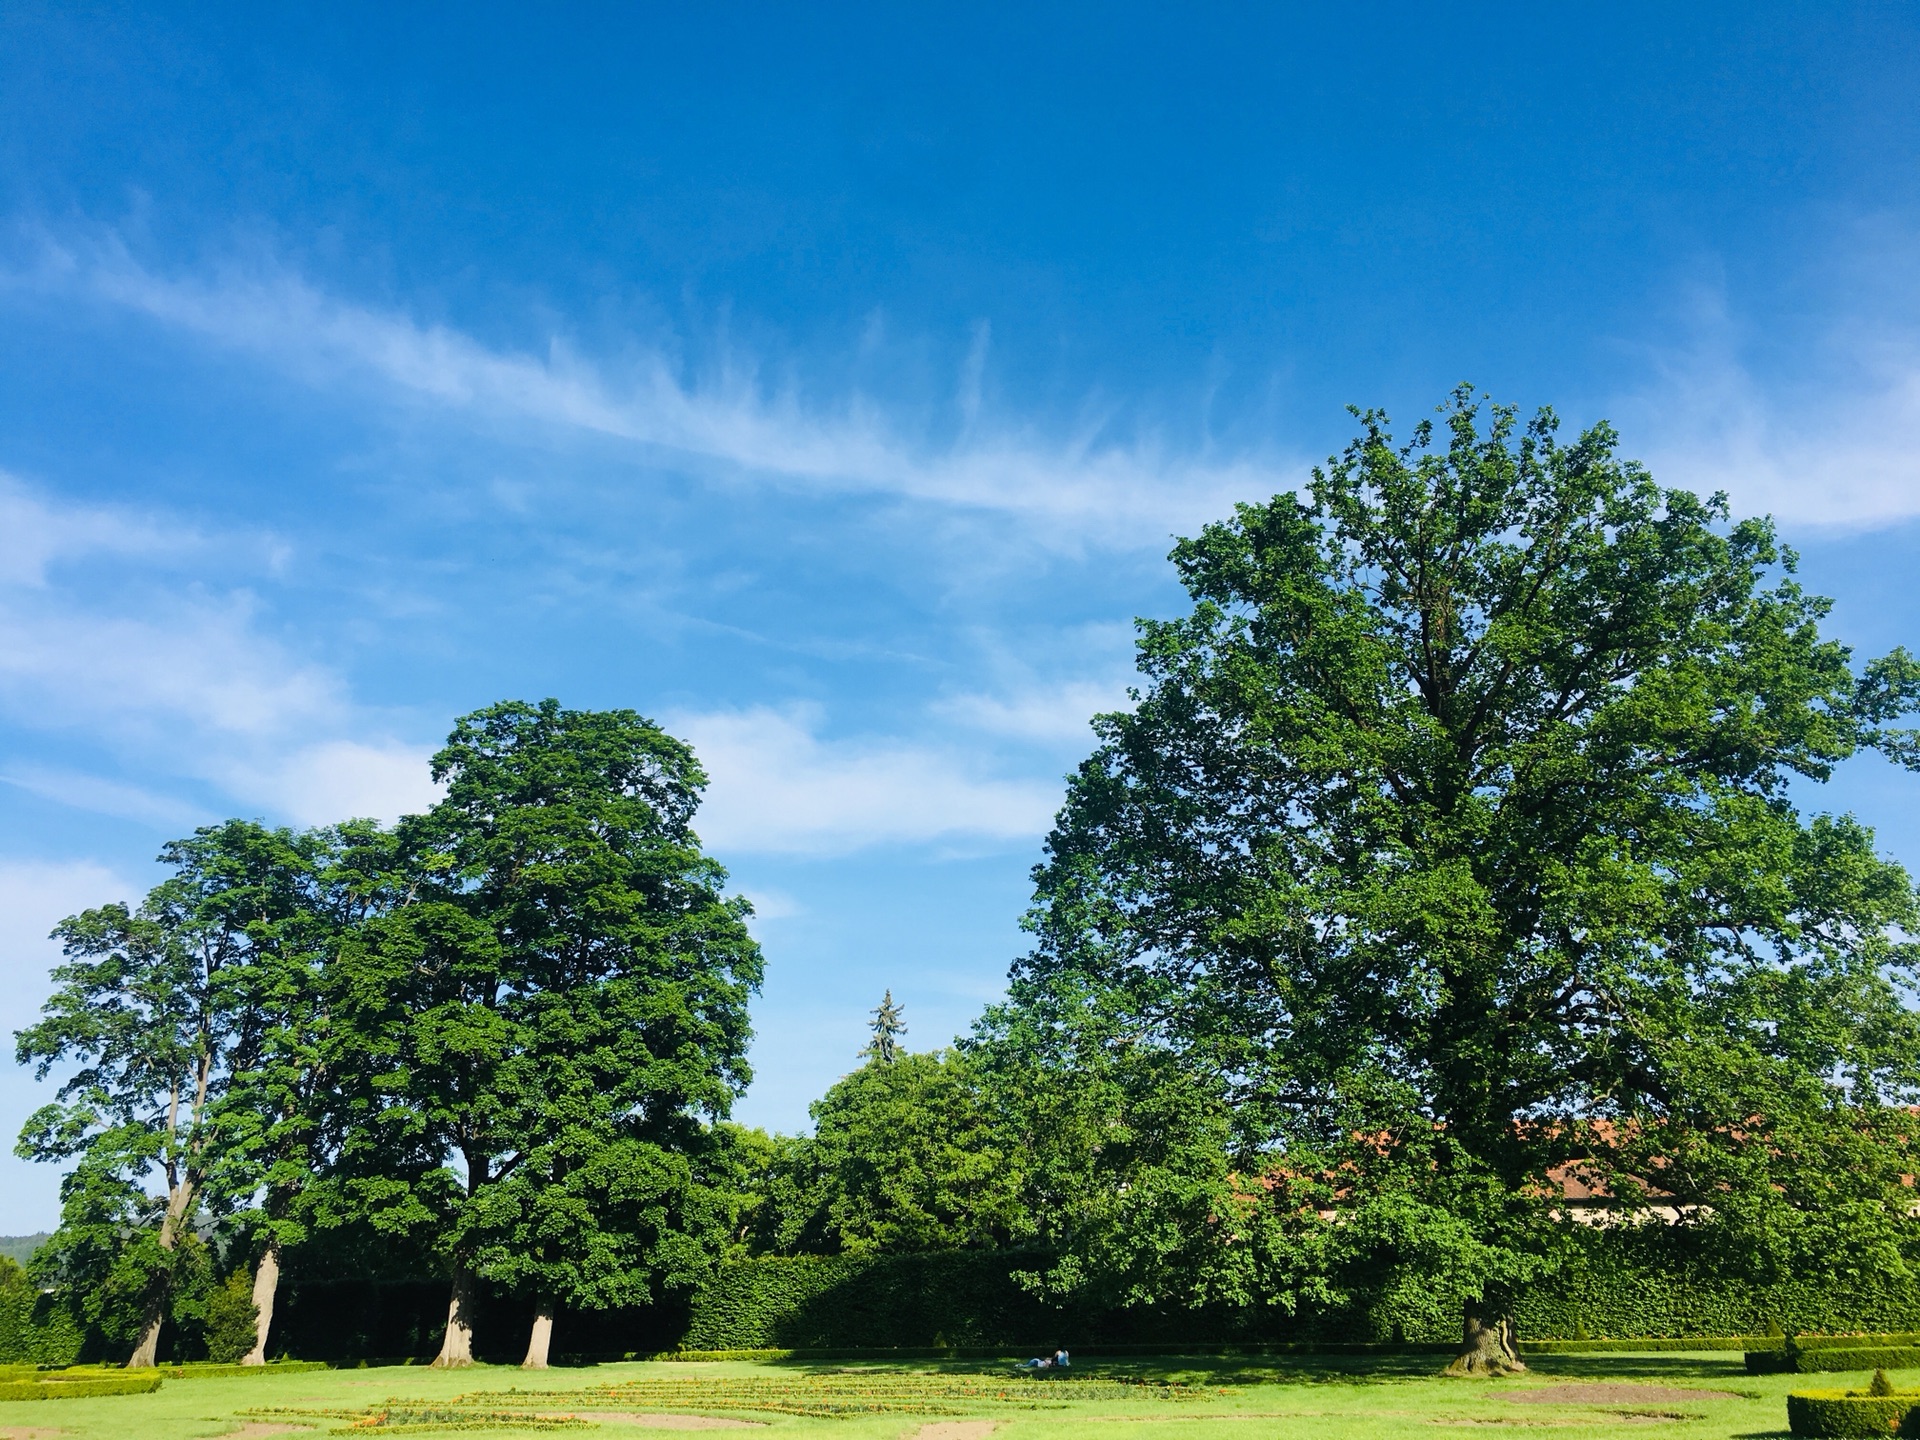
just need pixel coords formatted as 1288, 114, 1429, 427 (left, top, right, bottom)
684, 1231, 1920, 1351
0, 1260, 82, 1366
1522, 1245, 1920, 1341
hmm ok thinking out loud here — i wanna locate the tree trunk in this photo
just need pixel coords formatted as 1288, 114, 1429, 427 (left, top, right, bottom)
432, 1263, 480, 1368
521, 1295, 555, 1369
128, 1179, 196, 1368
241, 1238, 282, 1365
1445, 1302, 1525, 1376
127, 1299, 167, 1369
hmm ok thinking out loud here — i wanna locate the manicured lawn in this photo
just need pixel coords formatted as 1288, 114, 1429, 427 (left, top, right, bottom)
5, 1351, 1910, 1438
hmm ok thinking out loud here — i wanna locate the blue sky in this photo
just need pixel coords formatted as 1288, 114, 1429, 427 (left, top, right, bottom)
3, 4, 1920, 1231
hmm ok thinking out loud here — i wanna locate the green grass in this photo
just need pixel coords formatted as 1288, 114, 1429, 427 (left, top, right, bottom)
8, 1350, 1916, 1438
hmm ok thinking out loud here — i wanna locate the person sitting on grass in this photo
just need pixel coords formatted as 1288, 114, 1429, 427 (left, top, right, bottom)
1019, 1347, 1070, 1375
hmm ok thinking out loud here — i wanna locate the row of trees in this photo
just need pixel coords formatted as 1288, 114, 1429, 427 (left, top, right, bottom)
15, 700, 762, 1368
17, 392, 1920, 1374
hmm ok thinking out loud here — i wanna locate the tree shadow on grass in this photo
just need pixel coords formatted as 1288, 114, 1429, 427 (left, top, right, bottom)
776, 1353, 1450, 1386
1526, 1354, 1750, 1383
764, 1349, 1754, 1390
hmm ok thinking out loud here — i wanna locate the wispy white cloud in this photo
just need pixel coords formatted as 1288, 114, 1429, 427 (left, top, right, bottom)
936, 677, 1132, 745
15, 235, 1296, 544
739, 888, 803, 923
0, 585, 342, 742
1, 766, 207, 828
0, 477, 437, 828
1619, 246, 1920, 528
674, 705, 1060, 856
219, 738, 442, 827
0, 472, 208, 586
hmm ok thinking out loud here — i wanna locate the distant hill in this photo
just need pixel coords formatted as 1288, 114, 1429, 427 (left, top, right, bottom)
0, 1234, 49, 1267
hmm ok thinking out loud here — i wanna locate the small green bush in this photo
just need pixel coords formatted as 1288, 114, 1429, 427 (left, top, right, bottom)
203, 1268, 260, 1364
0, 1373, 164, 1401
1787, 1388, 1920, 1437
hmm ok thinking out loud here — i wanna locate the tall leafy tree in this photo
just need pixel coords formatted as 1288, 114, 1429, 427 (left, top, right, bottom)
969, 979, 1257, 1316
759, 1047, 1029, 1256
329, 699, 762, 1368
211, 819, 393, 1363
1018, 391, 1920, 1371
14, 821, 322, 1366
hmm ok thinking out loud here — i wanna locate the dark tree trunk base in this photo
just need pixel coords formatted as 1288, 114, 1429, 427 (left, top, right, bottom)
1445, 1312, 1525, 1376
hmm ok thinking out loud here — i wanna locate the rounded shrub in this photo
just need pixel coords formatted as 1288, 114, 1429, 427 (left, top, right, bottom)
1787, 1387, 1920, 1437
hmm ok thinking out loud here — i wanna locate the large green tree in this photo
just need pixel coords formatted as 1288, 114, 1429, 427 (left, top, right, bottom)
756, 1046, 1028, 1257
1018, 391, 1920, 1370
328, 700, 762, 1368
15, 821, 328, 1366
210, 819, 392, 1364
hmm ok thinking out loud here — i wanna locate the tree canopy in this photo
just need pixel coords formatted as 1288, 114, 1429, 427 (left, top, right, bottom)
1016, 390, 1920, 1369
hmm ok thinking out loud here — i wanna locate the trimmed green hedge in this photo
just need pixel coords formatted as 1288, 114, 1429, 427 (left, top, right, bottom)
1796, 1335, 1920, 1351
1787, 1389, 1920, 1437
0, 1259, 82, 1366
684, 1236, 1920, 1350
0, 1374, 164, 1401
1528, 1336, 1765, 1354
1754, 1347, 1920, 1376
1517, 1239, 1920, 1341
154, 1360, 331, 1378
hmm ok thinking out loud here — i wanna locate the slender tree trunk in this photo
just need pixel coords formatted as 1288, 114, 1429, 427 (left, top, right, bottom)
241, 1238, 282, 1366
432, 1263, 480, 1368
521, 1295, 555, 1370
1445, 1301, 1525, 1376
127, 1179, 196, 1368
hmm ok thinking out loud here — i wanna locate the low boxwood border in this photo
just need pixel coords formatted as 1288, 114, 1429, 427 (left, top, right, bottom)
1753, 1347, 1920, 1375
1528, 1337, 1763, 1354
0, 1374, 164, 1401
153, 1360, 330, 1379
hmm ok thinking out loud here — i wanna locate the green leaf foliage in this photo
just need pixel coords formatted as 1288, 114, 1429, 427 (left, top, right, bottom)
683, 1236, 1920, 1351
756, 1049, 1031, 1257
203, 1268, 260, 1364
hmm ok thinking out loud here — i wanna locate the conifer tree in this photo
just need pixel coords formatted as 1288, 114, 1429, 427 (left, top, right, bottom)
865, 991, 907, 1066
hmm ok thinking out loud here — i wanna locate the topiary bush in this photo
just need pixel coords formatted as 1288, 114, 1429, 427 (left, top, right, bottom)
1787, 1387, 1920, 1437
